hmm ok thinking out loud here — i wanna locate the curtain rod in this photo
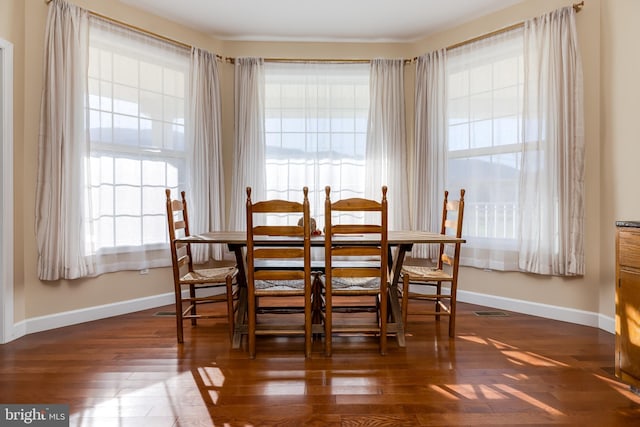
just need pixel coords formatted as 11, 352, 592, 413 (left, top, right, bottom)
47, 0, 583, 65
44, 0, 233, 63
413, 0, 584, 61
248, 1, 583, 65
263, 58, 371, 64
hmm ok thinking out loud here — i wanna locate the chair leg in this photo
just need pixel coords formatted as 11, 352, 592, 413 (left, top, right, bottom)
190, 285, 197, 326
379, 282, 388, 356
448, 282, 457, 338
435, 282, 442, 322
324, 284, 332, 357
402, 274, 409, 330
226, 276, 235, 342
448, 309, 456, 337
305, 286, 312, 358
248, 290, 257, 359
175, 284, 184, 344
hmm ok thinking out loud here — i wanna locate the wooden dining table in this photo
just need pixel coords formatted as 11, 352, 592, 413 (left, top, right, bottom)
176, 231, 465, 349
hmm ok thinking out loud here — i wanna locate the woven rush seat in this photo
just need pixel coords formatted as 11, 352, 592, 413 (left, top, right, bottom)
320, 276, 381, 291
401, 265, 450, 281
181, 266, 238, 283
254, 279, 307, 292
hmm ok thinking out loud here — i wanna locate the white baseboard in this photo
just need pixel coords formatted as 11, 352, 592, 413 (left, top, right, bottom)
458, 289, 615, 334
15, 292, 176, 339
5, 287, 230, 343
5, 287, 615, 344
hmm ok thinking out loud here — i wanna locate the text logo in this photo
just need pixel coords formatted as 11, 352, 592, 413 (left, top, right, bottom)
1, 405, 69, 426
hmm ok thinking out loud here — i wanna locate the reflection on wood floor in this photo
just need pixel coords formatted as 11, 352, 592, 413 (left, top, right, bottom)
1, 300, 639, 426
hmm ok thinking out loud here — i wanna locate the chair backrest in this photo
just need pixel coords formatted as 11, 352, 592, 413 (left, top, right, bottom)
245, 187, 312, 288
166, 189, 194, 280
323, 186, 389, 287
437, 189, 465, 270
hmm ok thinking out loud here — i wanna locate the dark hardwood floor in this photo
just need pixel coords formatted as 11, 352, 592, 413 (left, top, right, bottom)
1, 300, 639, 426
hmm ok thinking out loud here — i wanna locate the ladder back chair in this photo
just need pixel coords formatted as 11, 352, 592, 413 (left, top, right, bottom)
401, 189, 465, 337
165, 189, 238, 343
322, 185, 389, 356
245, 186, 313, 358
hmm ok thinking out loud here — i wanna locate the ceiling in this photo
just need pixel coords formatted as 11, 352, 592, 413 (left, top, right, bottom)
120, 0, 526, 43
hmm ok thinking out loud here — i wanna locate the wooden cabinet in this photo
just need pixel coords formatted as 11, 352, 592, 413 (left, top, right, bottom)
615, 222, 640, 389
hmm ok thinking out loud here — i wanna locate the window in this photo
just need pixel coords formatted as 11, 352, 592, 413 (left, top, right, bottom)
87, 18, 189, 259
446, 28, 524, 267
264, 62, 370, 224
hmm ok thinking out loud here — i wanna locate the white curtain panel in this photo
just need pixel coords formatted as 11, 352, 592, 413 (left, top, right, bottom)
446, 28, 524, 271
365, 59, 409, 230
229, 57, 266, 232
188, 48, 226, 261
519, 7, 584, 275
262, 61, 370, 225
412, 50, 447, 259
85, 17, 189, 275
36, 0, 93, 280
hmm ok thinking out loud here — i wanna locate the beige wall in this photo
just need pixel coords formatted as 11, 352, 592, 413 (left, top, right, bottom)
601, 0, 640, 315
4, 0, 629, 329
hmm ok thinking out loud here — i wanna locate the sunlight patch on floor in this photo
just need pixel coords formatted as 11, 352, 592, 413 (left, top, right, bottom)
502, 350, 569, 367
430, 381, 566, 418
494, 384, 565, 416
457, 334, 489, 345
445, 384, 510, 400
198, 366, 226, 388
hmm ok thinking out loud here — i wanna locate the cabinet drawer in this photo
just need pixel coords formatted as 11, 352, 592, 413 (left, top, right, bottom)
618, 230, 640, 268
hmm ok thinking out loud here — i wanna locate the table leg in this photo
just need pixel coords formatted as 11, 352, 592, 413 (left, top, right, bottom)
229, 243, 247, 349
387, 243, 412, 347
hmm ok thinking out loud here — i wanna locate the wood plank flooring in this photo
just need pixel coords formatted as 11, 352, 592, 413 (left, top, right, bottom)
1, 301, 639, 426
